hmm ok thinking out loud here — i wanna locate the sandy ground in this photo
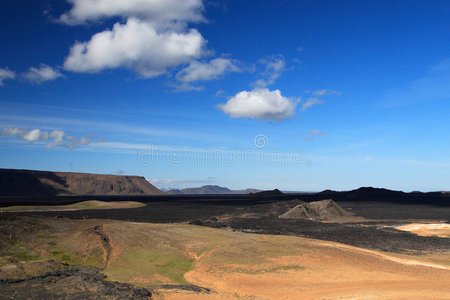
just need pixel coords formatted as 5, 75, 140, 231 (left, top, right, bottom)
396, 223, 450, 238
166, 241, 450, 299
137, 225, 450, 300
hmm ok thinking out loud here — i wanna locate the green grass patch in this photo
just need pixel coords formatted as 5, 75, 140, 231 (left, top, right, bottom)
104, 248, 194, 286
48, 249, 80, 265
61, 255, 72, 262
83, 247, 105, 268
12, 244, 41, 262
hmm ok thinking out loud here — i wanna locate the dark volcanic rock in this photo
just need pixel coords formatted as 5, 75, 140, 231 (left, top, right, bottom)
0, 265, 151, 299
248, 189, 284, 198
209, 216, 450, 253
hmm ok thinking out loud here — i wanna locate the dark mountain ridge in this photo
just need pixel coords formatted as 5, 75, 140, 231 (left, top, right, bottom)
0, 169, 164, 197
312, 187, 450, 206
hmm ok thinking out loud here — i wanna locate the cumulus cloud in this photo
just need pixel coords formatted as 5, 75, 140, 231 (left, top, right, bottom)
255, 56, 286, 87
61, 0, 209, 78
217, 88, 299, 121
0, 68, 16, 86
1, 128, 64, 148
301, 97, 324, 111
1, 127, 101, 149
59, 0, 204, 25
21, 129, 42, 142
309, 89, 341, 96
23, 64, 64, 84
176, 58, 240, 83
63, 17, 205, 77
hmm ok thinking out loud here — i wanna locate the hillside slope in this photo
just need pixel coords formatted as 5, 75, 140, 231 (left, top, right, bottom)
0, 169, 164, 197
2, 215, 450, 299
279, 199, 354, 221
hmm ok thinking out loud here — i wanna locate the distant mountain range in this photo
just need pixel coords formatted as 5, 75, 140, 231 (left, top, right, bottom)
2, 168, 448, 201
166, 185, 261, 195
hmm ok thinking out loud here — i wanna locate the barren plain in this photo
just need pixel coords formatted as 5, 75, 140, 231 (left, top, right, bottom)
1, 188, 450, 299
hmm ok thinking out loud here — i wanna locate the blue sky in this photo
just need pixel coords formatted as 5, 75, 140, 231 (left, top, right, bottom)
0, 0, 449, 191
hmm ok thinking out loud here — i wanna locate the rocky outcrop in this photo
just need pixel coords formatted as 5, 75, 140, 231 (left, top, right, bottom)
0, 169, 163, 197
247, 189, 284, 198
0, 265, 151, 299
279, 199, 352, 221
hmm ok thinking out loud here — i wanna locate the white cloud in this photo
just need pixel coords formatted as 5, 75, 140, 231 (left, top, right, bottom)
63, 135, 102, 149
301, 97, 324, 111
215, 90, 225, 97
46, 130, 65, 148
0, 68, 16, 86
63, 17, 205, 77
171, 82, 204, 92
304, 130, 327, 141
59, 0, 204, 25
0, 113, 221, 141
255, 56, 286, 87
22, 129, 42, 142
1, 127, 101, 149
176, 58, 240, 82
217, 88, 298, 121
309, 89, 341, 96
1, 128, 22, 137
24, 64, 64, 84
1, 127, 64, 148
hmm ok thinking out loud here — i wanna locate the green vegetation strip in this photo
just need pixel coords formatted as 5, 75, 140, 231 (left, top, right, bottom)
0, 200, 146, 212
104, 249, 194, 285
